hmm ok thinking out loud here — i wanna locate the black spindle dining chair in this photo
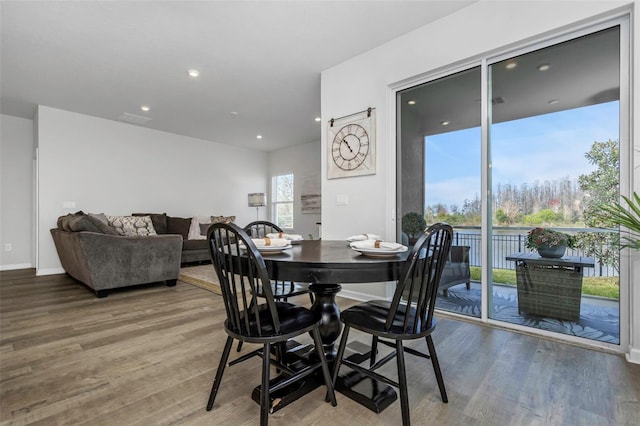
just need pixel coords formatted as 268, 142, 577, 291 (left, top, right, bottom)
331, 223, 453, 426
205, 222, 336, 426
243, 221, 314, 303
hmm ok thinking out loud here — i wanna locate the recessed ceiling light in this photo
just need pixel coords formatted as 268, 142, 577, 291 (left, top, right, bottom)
537, 63, 551, 71
256, 135, 263, 139
441, 121, 450, 126
314, 117, 321, 122
407, 100, 416, 105
140, 105, 150, 112
505, 62, 518, 70
548, 99, 559, 104
230, 111, 238, 115
187, 69, 200, 77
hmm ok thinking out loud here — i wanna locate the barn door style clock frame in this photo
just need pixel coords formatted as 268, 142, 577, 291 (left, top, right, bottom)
327, 107, 376, 179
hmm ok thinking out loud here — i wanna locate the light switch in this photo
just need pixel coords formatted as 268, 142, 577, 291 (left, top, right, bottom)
63, 201, 76, 209
336, 194, 349, 206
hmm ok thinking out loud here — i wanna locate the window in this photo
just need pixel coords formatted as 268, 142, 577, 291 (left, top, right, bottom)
272, 173, 294, 229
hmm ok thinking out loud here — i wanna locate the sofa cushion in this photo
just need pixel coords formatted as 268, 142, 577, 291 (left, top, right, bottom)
166, 216, 191, 239
182, 239, 209, 251
107, 215, 158, 237
132, 212, 168, 234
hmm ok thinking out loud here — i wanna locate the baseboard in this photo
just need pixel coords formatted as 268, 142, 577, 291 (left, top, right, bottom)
36, 267, 65, 276
626, 347, 640, 364
0, 263, 33, 271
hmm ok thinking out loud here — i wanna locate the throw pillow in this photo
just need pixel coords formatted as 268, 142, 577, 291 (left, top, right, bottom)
107, 215, 158, 237
69, 213, 119, 235
88, 212, 109, 225
166, 216, 191, 239
210, 215, 236, 224
132, 212, 168, 234
57, 211, 85, 231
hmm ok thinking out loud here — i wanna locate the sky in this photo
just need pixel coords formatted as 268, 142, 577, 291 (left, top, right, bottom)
424, 101, 620, 208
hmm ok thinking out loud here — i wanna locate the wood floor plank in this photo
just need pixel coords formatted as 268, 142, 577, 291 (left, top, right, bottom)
1, 269, 639, 425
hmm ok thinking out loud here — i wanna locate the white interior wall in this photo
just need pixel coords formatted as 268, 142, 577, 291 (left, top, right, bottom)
36, 105, 268, 274
321, 1, 638, 355
0, 114, 34, 270
268, 141, 321, 239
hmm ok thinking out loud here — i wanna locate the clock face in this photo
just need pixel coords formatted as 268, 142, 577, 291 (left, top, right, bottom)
327, 108, 376, 179
331, 124, 369, 171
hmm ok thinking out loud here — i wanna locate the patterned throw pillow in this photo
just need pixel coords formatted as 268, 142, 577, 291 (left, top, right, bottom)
107, 215, 157, 237
210, 215, 236, 224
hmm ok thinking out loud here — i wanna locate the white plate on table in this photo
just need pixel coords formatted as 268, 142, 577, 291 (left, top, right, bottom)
351, 246, 408, 258
239, 244, 292, 254
256, 245, 292, 254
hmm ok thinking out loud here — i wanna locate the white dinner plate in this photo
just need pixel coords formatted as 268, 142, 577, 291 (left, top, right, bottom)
256, 245, 292, 254
239, 244, 292, 253
351, 246, 408, 257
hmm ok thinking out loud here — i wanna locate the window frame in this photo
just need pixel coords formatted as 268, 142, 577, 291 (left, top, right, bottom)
271, 172, 294, 230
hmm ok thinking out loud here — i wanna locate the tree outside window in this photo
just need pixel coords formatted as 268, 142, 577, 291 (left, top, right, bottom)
273, 173, 294, 229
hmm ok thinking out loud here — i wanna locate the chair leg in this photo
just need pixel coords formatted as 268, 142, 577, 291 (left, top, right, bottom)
207, 336, 234, 411
426, 335, 448, 403
331, 324, 351, 386
395, 339, 410, 426
237, 341, 243, 352
311, 327, 337, 406
370, 336, 379, 367
260, 342, 271, 426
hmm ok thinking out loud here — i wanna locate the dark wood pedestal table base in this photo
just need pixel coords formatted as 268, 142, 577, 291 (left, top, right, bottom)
249, 240, 407, 413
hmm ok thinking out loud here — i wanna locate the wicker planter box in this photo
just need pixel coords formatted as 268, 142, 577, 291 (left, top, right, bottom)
515, 263, 583, 321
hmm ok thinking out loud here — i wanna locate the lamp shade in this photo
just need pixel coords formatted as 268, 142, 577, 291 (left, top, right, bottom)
248, 193, 266, 207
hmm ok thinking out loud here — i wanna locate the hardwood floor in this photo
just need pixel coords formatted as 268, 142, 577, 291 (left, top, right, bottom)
1, 269, 639, 425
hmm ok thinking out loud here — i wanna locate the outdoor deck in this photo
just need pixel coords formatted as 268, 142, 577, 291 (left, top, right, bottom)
435, 281, 620, 344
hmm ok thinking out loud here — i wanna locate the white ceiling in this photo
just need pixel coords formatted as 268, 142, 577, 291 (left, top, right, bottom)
1, 0, 476, 152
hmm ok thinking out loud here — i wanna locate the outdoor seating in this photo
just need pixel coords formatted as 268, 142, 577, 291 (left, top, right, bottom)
438, 245, 471, 296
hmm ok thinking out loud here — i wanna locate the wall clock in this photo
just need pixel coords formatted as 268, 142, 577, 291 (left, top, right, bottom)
327, 108, 376, 179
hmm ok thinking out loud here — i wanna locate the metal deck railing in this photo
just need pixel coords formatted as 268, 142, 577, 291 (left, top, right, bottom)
451, 226, 618, 278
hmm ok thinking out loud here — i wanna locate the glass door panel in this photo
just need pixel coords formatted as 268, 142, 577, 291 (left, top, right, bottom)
397, 67, 482, 318
488, 27, 620, 343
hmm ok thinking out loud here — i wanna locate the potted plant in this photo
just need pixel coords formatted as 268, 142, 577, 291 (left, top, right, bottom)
525, 227, 576, 258
595, 192, 640, 250
402, 212, 426, 245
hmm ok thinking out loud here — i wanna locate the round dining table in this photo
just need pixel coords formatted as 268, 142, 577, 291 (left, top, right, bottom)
260, 239, 409, 356
251, 239, 409, 414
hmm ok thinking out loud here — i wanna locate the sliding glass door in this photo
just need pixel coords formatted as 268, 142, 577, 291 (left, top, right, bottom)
396, 19, 627, 346
397, 67, 482, 318
488, 26, 621, 343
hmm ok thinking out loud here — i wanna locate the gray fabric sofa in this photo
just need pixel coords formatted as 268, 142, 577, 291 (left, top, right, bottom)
51, 228, 182, 298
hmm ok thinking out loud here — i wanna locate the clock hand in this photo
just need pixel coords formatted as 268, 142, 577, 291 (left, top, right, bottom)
341, 138, 354, 153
